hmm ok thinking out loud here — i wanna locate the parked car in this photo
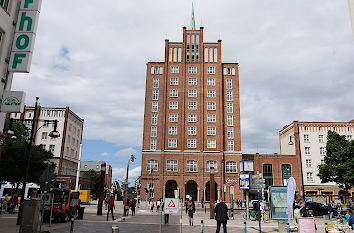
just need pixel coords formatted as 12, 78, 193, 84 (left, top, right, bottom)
305, 202, 328, 216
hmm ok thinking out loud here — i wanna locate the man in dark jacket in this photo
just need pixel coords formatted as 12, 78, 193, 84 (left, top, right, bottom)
215, 199, 228, 233
107, 195, 115, 221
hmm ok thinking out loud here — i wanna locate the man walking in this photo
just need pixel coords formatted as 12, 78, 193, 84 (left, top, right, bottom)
215, 199, 228, 233
187, 197, 195, 226
328, 201, 334, 220
107, 195, 116, 221
130, 198, 136, 216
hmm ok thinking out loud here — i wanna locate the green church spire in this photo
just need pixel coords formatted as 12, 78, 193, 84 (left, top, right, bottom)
190, 3, 196, 30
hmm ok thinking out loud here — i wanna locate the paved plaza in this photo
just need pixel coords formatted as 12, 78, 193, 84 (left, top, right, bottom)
0, 201, 338, 233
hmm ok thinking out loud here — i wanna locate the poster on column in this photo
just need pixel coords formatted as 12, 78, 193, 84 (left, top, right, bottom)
164, 198, 179, 214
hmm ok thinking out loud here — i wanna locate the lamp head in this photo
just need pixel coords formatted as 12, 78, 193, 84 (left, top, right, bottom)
288, 135, 294, 145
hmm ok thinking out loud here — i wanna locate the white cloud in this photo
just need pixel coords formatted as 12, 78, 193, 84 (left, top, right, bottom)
100, 152, 109, 157
112, 166, 141, 183
114, 147, 138, 157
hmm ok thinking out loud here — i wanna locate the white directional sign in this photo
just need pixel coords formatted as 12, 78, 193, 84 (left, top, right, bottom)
164, 198, 179, 214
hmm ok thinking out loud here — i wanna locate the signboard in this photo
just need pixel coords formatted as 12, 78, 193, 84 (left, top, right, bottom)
239, 173, 250, 190
287, 177, 296, 224
164, 198, 179, 214
251, 174, 265, 190
239, 160, 254, 172
1, 91, 26, 112
8, 0, 42, 72
298, 217, 316, 233
226, 179, 237, 185
270, 187, 289, 219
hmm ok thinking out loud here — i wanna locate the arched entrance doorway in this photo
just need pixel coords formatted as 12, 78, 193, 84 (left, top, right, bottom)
165, 180, 177, 198
205, 181, 218, 202
186, 180, 198, 201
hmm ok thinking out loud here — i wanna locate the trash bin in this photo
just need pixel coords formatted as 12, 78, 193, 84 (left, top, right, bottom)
112, 226, 119, 233
77, 207, 85, 220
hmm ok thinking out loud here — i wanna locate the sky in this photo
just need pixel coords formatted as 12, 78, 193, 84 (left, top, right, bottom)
11, 0, 354, 185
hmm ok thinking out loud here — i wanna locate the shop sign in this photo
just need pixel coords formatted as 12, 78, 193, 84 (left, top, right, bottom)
1, 91, 26, 112
8, 0, 42, 73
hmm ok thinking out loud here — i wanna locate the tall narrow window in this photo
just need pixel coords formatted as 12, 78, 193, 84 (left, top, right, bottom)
227, 103, 233, 113
151, 114, 158, 124
153, 78, 159, 88
227, 141, 234, 152
150, 139, 157, 150
152, 102, 158, 112
281, 164, 292, 186
152, 90, 159, 100
227, 128, 234, 139
226, 79, 232, 89
226, 91, 233, 101
227, 115, 233, 126
151, 126, 157, 137
263, 164, 273, 188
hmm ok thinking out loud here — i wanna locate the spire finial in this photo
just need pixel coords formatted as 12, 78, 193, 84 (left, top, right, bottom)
190, 3, 196, 30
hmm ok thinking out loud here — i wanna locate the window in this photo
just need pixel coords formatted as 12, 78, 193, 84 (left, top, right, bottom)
166, 160, 178, 172
154, 67, 161, 74
187, 126, 196, 135
207, 126, 216, 135
227, 115, 233, 126
207, 114, 216, 122
188, 101, 197, 110
186, 160, 198, 172
1, 0, 9, 11
152, 90, 159, 100
207, 90, 216, 98
306, 172, 314, 182
188, 89, 197, 97
188, 66, 197, 74
150, 139, 157, 150
226, 79, 232, 89
304, 134, 309, 143
187, 139, 197, 148
226, 91, 233, 101
40, 144, 46, 150
170, 77, 179, 85
153, 78, 159, 88
207, 139, 216, 148
151, 114, 158, 125
151, 126, 157, 137
227, 128, 234, 139
320, 147, 326, 155
49, 145, 55, 153
306, 159, 312, 168
188, 114, 197, 122
168, 139, 177, 148
321, 160, 325, 165
169, 101, 178, 109
207, 66, 215, 74
152, 102, 158, 112
226, 161, 237, 173
319, 135, 324, 143
147, 160, 158, 171
227, 103, 233, 113
207, 78, 216, 86
171, 66, 179, 73
346, 135, 352, 141
281, 164, 292, 186
168, 126, 177, 135
169, 113, 178, 122
263, 164, 273, 188
207, 102, 216, 110
169, 89, 178, 97
227, 141, 234, 151
305, 147, 310, 155
43, 120, 49, 127
188, 78, 197, 86
206, 161, 218, 172
42, 132, 48, 140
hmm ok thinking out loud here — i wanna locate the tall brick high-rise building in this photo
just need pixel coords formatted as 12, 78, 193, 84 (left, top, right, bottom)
140, 24, 242, 202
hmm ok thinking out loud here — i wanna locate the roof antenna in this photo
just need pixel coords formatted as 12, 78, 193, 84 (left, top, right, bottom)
191, 2, 195, 30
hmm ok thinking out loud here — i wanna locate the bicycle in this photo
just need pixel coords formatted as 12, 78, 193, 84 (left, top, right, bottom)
243, 210, 259, 221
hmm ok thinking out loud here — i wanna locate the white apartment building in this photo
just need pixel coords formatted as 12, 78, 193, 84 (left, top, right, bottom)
279, 120, 354, 195
0, 0, 21, 136
10, 106, 84, 177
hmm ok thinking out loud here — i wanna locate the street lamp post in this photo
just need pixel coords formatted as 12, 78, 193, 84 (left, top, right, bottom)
210, 167, 216, 219
16, 97, 60, 225
123, 154, 135, 216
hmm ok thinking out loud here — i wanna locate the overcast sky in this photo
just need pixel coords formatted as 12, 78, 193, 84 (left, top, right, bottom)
12, 0, 354, 184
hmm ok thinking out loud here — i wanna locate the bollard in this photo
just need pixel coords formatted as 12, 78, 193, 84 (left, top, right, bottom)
201, 220, 204, 233
112, 225, 119, 233
325, 223, 328, 233
244, 221, 247, 233
287, 222, 290, 233
70, 217, 75, 233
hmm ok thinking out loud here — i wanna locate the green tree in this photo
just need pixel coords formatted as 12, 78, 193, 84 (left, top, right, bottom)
318, 131, 354, 191
84, 169, 100, 197
0, 119, 56, 185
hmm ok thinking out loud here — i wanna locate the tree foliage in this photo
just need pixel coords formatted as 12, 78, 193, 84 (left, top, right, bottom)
0, 119, 56, 184
318, 130, 354, 190
84, 169, 100, 197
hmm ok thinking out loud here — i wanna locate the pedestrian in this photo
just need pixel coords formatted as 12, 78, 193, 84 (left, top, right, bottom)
201, 198, 204, 209
106, 195, 115, 221
328, 201, 334, 220
187, 197, 195, 226
156, 199, 161, 212
130, 198, 136, 216
348, 210, 354, 230
104, 197, 108, 210
150, 201, 154, 212
162, 201, 169, 224
124, 199, 130, 216
2, 195, 9, 212
260, 202, 265, 222
215, 198, 228, 233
